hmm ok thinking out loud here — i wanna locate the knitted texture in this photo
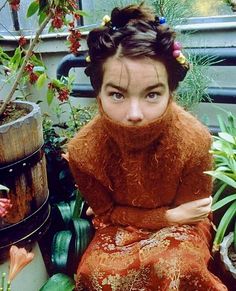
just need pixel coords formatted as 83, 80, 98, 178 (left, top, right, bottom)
68, 101, 213, 230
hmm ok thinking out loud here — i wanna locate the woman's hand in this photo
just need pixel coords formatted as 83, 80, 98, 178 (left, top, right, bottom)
86, 206, 95, 216
166, 197, 212, 225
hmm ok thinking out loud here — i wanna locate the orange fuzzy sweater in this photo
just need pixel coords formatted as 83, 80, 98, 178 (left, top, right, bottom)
68, 101, 213, 230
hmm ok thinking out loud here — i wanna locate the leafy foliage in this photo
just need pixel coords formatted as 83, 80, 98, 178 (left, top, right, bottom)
152, 0, 196, 26
40, 102, 96, 287
39, 273, 75, 291
0, 0, 84, 117
205, 112, 236, 252
177, 53, 219, 110
42, 102, 97, 204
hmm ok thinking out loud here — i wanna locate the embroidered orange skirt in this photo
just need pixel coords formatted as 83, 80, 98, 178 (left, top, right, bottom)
75, 222, 227, 291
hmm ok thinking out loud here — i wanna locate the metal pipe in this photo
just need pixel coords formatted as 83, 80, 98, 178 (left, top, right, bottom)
10, 8, 20, 31
56, 49, 236, 102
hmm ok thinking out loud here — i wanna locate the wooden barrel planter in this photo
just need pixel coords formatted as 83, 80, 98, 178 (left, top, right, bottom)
0, 101, 50, 259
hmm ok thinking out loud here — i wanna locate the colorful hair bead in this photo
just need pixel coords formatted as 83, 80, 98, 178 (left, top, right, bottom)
159, 17, 166, 24
101, 15, 111, 26
176, 53, 186, 65
86, 55, 91, 63
172, 41, 187, 65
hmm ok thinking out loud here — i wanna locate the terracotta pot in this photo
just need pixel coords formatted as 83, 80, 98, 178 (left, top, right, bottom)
220, 232, 236, 280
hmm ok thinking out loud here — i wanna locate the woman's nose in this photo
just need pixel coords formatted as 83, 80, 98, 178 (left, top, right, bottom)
126, 100, 144, 123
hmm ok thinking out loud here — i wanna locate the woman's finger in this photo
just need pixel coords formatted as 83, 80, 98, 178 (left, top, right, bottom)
195, 197, 212, 207
86, 207, 94, 216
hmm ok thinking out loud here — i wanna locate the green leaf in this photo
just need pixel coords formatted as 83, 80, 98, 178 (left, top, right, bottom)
0, 184, 9, 193
229, 157, 236, 174
36, 73, 47, 89
72, 190, 85, 219
51, 79, 64, 88
215, 166, 231, 172
27, 1, 39, 18
47, 88, 54, 105
213, 183, 227, 204
213, 140, 234, 156
217, 115, 227, 133
10, 47, 22, 71
74, 9, 89, 17
212, 194, 236, 211
73, 218, 92, 260
212, 201, 236, 252
218, 132, 235, 145
56, 202, 72, 227
39, 273, 75, 291
38, 12, 47, 25
51, 231, 72, 273
205, 171, 236, 189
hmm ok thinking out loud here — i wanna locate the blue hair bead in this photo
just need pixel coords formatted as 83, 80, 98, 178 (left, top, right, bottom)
159, 17, 166, 24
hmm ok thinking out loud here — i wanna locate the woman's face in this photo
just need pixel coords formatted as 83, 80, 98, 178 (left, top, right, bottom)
99, 56, 170, 126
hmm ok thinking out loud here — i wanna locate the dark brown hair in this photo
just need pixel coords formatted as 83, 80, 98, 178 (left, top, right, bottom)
85, 3, 189, 94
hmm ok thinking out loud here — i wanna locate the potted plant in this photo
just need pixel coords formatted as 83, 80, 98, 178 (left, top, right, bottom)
0, 0, 85, 271
36, 102, 97, 290
205, 111, 236, 280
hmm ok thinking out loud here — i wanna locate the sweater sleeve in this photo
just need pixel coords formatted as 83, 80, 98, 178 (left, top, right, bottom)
69, 157, 113, 215
110, 206, 171, 230
70, 164, 171, 230
174, 142, 213, 206
69, 160, 171, 230
69, 153, 172, 230
111, 132, 214, 230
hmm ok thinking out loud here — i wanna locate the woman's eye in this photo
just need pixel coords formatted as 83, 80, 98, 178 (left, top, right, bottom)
110, 92, 124, 101
146, 92, 161, 101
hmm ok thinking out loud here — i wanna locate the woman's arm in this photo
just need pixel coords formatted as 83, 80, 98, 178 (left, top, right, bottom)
68, 136, 213, 229
69, 157, 113, 215
69, 162, 172, 230
166, 147, 213, 225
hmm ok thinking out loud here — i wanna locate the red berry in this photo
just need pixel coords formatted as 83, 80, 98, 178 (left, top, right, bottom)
19, 36, 27, 47
9, 0, 20, 11
29, 72, 38, 84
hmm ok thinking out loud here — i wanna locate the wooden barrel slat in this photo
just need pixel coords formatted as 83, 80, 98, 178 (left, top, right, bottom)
0, 102, 44, 164
0, 101, 48, 228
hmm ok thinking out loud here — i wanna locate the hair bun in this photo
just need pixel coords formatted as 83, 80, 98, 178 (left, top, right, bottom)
87, 28, 114, 61
111, 4, 154, 29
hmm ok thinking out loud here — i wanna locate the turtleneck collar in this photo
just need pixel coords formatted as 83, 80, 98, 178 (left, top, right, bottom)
99, 100, 174, 151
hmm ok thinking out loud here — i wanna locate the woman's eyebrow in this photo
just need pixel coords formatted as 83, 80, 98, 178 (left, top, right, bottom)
104, 83, 127, 92
144, 83, 165, 92
105, 83, 165, 92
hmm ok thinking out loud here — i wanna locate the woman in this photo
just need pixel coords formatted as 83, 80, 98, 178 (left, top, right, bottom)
68, 3, 227, 290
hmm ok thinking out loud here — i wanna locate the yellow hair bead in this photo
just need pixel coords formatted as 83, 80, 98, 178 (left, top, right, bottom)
176, 52, 186, 65
86, 55, 91, 63
101, 15, 111, 26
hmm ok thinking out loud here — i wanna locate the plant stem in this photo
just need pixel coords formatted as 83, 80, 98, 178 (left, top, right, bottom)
68, 100, 78, 131
1, 272, 6, 291
0, 11, 53, 117
6, 281, 10, 291
0, 1, 8, 13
